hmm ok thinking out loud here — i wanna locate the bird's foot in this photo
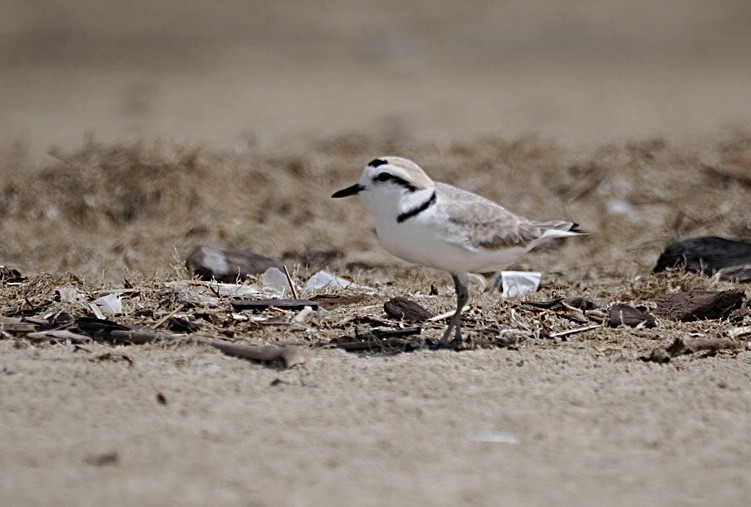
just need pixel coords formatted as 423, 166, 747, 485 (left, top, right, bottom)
436, 327, 466, 350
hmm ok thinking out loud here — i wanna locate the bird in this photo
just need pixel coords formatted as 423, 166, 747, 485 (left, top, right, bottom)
331, 156, 583, 346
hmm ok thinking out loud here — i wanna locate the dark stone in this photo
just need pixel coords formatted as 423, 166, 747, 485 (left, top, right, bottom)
608, 303, 657, 328
653, 289, 746, 322
166, 317, 201, 333
186, 244, 284, 282
384, 297, 433, 323
653, 236, 751, 277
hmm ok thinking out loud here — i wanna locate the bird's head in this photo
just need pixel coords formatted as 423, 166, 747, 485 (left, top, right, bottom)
331, 157, 434, 217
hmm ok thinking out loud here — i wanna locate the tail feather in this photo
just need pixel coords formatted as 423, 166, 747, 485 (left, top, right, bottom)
526, 221, 585, 251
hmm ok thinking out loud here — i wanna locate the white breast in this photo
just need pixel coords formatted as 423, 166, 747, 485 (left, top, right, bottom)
373, 207, 527, 274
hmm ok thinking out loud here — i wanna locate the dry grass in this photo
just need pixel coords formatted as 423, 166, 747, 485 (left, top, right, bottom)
2, 131, 751, 279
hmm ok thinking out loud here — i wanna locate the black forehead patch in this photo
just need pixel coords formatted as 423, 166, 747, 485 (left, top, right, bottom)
368, 158, 388, 168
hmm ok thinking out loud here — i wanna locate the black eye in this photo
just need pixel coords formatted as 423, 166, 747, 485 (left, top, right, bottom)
374, 172, 392, 182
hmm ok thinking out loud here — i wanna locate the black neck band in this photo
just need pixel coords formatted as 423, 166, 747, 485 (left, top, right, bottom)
397, 191, 437, 223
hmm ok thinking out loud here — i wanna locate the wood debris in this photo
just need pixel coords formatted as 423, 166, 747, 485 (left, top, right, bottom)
653, 289, 745, 322
231, 298, 319, 312
383, 297, 433, 322
209, 340, 307, 368
642, 336, 745, 363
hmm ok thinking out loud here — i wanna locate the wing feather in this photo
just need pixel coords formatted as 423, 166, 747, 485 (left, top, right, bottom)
433, 183, 577, 251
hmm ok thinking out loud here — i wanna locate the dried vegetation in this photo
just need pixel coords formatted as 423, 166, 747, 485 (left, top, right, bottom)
1, 132, 751, 362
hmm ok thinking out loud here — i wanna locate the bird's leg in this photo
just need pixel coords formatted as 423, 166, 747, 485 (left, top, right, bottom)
440, 273, 469, 346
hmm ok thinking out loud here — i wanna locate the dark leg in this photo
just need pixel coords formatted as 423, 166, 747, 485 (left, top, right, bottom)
440, 273, 469, 346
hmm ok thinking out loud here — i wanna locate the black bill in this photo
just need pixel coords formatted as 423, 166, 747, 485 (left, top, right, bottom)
331, 184, 364, 198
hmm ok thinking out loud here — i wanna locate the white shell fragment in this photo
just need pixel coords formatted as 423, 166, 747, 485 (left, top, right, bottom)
500, 271, 541, 298
92, 293, 123, 315
262, 267, 291, 296
304, 270, 374, 292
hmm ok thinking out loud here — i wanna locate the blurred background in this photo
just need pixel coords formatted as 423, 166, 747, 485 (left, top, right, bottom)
3, 0, 751, 164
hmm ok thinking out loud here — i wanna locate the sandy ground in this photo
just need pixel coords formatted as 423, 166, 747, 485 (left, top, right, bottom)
2, 2, 751, 505
3, 341, 750, 506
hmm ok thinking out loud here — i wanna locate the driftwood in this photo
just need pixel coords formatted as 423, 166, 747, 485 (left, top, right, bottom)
0, 316, 40, 333
109, 329, 181, 345
548, 324, 601, 339
653, 289, 745, 322
642, 336, 745, 363
524, 296, 603, 312
335, 336, 425, 352
334, 326, 424, 352
231, 299, 319, 312
209, 340, 307, 368
26, 329, 92, 344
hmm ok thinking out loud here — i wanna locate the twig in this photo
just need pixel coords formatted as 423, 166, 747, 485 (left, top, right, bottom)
549, 323, 600, 339
283, 265, 299, 299
427, 308, 466, 322
153, 304, 186, 329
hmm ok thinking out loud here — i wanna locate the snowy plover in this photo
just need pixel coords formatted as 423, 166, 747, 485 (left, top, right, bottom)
332, 156, 583, 346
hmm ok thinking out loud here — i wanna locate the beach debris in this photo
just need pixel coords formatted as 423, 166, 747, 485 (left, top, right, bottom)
84, 451, 120, 467
186, 244, 284, 282
383, 297, 433, 322
309, 293, 372, 309
480, 325, 531, 347
607, 303, 657, 328
92, 293, 123, 315
166, 317, 201, 333
0, 266, 25, 283
92, 351, 134, 365
262, 267, 290, 295
653, 289, 745, 322
0, 316, 40, 333
548, 324, 601, 339
231, 298, 319, 312
209, 340, 307, 368
716, 264, 751, 283
54, 286, 87, 304
334, 326, 424, 352
642, 335, 745, 363
524, 296, 603, 312
653, 236, 751, 280
109, 329, 180, 345
500, 271, 541, 297
728, 326, 751, 339
163, 280, 261, 307
75, 317, 132, 338
522, 296, 606, 325
304, 270, 374, 292
26, 329, 91, 344
292, 305, 327, 324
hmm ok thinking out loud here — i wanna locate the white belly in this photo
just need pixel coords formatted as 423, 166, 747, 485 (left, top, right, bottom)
374, 215, 525, 274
